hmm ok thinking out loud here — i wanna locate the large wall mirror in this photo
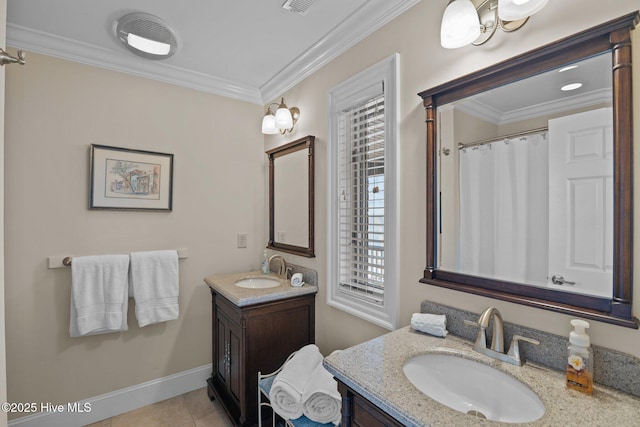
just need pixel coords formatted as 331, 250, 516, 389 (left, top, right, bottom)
267, 135, 315, 257
419, 12, 639, 328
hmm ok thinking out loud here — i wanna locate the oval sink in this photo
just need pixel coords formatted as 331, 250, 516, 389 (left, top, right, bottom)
403, 353, 544, 423
234, 276, 281, 289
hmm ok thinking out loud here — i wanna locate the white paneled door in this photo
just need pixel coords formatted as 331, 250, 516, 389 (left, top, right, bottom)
548, 108, 613, 298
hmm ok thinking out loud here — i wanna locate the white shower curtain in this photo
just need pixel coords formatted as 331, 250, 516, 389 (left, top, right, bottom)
458, 133, 548, 285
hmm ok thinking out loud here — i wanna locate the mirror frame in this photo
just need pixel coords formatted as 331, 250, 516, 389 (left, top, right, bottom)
419, 12, 639, 328
266, 135, 315, 257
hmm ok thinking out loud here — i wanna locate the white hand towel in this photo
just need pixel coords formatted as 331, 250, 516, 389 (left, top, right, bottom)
70, 254, 130, 337
301, 363, 342, 425
130, 250, 179, 327
269, 344, 323, 420
411, 313, 448, 337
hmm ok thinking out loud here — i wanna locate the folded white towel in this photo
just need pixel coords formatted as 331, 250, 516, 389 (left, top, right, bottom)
269, 344, 324, 420
70, 254, 130, 337
411, 313, 448, 337
302, 363, 342, 425
130, 250, 179, 327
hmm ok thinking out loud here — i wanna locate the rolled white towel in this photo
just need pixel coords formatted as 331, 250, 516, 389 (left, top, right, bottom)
269, 344, 324, 420
269, 380, 304, 420
411, 313, 448, 337
302, 363, 342, 425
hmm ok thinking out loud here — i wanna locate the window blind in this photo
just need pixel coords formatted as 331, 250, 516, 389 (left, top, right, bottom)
337, 93, 386, 305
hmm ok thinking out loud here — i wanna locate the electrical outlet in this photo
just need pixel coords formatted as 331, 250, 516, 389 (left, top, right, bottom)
277, 231, 286, 242
237, 232, 247, 248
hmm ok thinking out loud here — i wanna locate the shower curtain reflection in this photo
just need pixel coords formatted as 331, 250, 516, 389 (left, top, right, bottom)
458, 132, 548, 286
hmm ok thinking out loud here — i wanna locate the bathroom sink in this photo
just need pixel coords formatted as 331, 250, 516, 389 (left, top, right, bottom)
403, 353, 544, 423
234, 276, 281, 289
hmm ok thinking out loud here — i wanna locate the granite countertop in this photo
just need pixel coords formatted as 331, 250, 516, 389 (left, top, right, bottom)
324, 326, 640, 426
204, 270, 318, 307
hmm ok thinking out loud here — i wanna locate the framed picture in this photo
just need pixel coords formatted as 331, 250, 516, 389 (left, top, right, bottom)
89, 144, 174, 211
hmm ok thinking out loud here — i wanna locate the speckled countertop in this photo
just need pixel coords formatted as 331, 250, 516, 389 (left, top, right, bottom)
324, 326, 640, 426
204, 270, 318, 307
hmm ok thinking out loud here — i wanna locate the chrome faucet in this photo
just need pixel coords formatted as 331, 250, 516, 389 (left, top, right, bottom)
465, 306, 540, 366
268, 255, 288, 278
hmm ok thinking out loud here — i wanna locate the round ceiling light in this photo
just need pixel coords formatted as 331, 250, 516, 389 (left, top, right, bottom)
115, 12, 178, 60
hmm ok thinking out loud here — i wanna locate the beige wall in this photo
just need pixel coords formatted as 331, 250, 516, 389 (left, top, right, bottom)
4, 53, 265, 413
266, 0, 640, 357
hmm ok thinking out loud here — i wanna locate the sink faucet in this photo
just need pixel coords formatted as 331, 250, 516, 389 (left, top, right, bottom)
465, 306, 540, 366
268, 255, 288, 278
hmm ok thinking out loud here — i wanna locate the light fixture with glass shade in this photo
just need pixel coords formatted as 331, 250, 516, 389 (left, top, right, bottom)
261, 98, 300, 135
440, 0, 481, 49
498, 0, 549, 21
440, 0, 548, 49
115, 12, 179, 60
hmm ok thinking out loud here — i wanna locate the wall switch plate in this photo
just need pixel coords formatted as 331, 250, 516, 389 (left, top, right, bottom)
237, 233, 247, 248
277, 231, 286, 242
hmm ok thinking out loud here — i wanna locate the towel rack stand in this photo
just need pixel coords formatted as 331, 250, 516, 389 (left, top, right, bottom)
48, 248, 189, 269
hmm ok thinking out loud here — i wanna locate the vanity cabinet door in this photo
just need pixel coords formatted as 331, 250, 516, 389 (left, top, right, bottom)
214, 308, 242, 405
338, 381, 404, 427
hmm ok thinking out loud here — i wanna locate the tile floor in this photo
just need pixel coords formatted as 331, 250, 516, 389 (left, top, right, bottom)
84, 387, 233, 427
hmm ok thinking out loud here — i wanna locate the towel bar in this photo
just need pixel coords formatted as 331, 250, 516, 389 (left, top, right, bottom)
48, 248, 189, 269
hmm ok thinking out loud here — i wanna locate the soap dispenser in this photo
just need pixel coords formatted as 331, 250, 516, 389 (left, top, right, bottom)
261, 249, 270, 274
566, 319, 593, 395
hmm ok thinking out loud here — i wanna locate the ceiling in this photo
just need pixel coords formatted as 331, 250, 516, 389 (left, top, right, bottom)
6, 0, 420, 105
451, 52, 612, 125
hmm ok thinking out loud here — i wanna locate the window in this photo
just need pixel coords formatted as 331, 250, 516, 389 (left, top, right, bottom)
327, 54, 398, 330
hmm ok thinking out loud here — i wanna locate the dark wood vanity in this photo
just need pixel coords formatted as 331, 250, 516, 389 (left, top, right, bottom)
206, 276, 316, 427
337, 381, 404, 427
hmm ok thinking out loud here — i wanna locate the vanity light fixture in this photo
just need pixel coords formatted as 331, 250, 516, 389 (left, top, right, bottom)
440, 0, 548, 49
261, 98, 300, 135
115, 13, 179, 60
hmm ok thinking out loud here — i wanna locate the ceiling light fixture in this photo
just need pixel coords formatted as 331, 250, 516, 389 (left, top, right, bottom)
440, 0, 548, 49
558, 65, 579, 73
561, 82, 583, 92
262, 98, 300, 135
115, 12, 179, 60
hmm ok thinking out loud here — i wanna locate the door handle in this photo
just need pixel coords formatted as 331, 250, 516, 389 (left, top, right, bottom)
551, 275, 576, 285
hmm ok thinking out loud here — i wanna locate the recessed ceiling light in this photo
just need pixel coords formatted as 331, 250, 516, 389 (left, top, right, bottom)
559, 65, 578, 73
561, 82, 583, 91
115, 12, 178, 60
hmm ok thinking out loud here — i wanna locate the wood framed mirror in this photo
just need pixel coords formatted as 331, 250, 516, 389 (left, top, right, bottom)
266, 135, 315, 257
419, 12, 639, 328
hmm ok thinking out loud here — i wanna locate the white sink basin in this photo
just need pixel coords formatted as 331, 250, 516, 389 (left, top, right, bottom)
234, 276, 281, 289
403, 353, 544, 423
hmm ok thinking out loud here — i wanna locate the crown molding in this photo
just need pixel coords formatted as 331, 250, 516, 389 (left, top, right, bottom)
455, 88, 612, 125
6, 23, 264, 104
259, 0, 421, 102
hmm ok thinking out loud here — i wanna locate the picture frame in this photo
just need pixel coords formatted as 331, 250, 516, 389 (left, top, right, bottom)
89, 144, 174, 211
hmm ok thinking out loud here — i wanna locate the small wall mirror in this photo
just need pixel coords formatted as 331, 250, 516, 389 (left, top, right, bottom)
267, 135, 315, 257
419, 12, 638, 328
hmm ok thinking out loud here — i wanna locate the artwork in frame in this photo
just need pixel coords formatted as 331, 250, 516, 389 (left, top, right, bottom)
89, 144, 174, 211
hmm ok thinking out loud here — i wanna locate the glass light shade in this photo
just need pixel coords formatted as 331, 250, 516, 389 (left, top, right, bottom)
498, 0, 548, 21
440, 0, 481, 49
275, 106, 293, 129
261, 113, 278, 134
127, 33, 171, 55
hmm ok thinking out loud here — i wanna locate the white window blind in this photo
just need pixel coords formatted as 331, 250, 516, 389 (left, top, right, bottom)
337, 93, 386, 305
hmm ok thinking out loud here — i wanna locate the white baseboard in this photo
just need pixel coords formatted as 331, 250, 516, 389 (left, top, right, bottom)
9, 365, 211, 427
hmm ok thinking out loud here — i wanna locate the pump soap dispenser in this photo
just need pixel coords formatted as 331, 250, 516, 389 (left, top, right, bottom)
566, 319, 593, 395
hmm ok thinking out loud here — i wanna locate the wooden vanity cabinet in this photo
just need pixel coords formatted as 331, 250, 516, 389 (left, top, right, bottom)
207, 289, 316, 427
337, 380, 404, 427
